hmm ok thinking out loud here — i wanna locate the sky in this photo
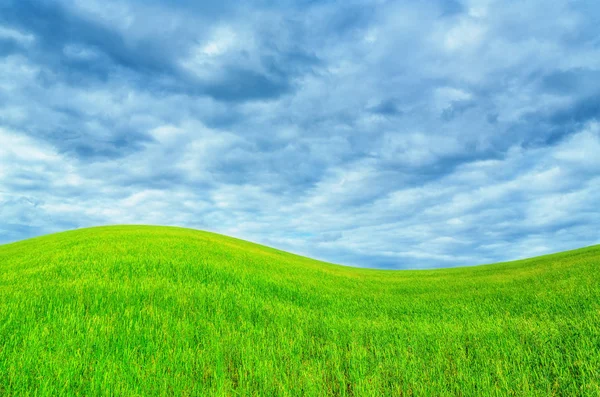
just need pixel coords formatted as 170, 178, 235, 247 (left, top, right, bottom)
0, 0, 599, 269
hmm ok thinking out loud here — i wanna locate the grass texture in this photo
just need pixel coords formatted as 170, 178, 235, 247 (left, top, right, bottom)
0, 225, 598, 396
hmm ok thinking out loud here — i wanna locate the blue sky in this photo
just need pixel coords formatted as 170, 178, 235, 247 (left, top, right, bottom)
1, 0, 599, 268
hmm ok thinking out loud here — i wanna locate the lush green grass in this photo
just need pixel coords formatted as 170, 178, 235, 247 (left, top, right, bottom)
0, 225, 598, 396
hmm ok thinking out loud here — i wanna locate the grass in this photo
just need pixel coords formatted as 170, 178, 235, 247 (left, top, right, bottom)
0, 225, 598, 396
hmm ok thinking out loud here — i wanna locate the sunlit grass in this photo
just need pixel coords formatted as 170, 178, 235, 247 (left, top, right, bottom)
0, 225, 598, 395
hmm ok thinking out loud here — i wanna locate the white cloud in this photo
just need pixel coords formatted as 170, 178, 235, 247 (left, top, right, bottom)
0, 25, 35, 44
443, 19, 487, 52
1, 0, 599, 269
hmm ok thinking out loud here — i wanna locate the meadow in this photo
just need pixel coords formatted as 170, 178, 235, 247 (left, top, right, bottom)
0, 225, 598, 396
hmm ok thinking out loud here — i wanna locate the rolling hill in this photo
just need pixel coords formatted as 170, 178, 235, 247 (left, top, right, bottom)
0, 225, 598, 396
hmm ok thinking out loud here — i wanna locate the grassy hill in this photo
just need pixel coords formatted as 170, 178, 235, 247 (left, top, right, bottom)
0, 225, 598, 396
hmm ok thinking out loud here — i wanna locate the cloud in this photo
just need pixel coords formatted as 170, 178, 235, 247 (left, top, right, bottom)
0, 0, 599, 268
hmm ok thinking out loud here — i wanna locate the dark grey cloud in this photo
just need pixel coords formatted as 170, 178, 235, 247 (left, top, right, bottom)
1, 0, 599, 268
541, 69, 600, 95
368, 100, 402, 116
550, 94, 600, 127
0, 0, 318, 103
0, 0, 174, 76
439, 0, 465, 17
203, 67, 292, 102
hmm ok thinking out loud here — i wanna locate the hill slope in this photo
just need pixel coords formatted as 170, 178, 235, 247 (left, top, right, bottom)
0, 225, 598, 396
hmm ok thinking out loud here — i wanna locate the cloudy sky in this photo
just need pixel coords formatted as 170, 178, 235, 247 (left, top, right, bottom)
1, 0, 599, 268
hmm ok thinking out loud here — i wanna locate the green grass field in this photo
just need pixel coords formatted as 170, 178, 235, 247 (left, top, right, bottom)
0, 225, 598, 396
